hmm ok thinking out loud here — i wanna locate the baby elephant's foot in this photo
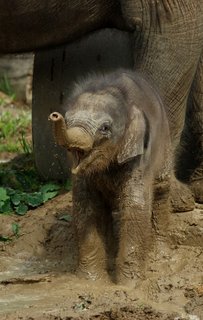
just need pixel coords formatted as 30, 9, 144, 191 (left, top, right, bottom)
170, 178, 195, 212
116, 262, 142, 288
77, 260, 109, 281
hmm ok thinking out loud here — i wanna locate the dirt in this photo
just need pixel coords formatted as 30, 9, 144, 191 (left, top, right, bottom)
0, 192, 203, 320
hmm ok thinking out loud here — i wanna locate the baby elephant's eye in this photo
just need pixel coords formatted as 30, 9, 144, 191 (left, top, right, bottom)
99, 122, 112, 135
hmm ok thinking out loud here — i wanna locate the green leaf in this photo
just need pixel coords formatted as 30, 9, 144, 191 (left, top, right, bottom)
0, 199, 12, 214
25, 193, 43, 207
15, 203, 28, 215
40, 183, 60, 194
58, 214, 72, 222
0, 235, 11, 242
11, 193, 21, 206
6, 188, 15, 196
0, 187, 9, 201
12, 223, 20, 238
73, 302, 87, 311
43, 191, 58, 203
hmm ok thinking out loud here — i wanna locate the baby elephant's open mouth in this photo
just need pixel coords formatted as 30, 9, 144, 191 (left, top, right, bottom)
69, 148, 89, 174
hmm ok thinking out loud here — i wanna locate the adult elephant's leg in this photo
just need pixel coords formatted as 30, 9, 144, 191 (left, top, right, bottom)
179, 53, 203, 203
120, 0, 203, 211
189, 53, 203, 202
0, 0, 125, 53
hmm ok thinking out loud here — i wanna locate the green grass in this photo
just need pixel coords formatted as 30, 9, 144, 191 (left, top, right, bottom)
0, 78, 72, 222
0, 73, 31, 153
0, 109, 32, 153
0, 74, 15, 98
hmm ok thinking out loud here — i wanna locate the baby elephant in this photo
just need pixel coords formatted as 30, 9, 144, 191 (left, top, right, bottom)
49, 70, 171, 285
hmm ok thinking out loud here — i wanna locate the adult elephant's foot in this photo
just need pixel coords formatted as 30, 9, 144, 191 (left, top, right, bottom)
190, 180, 203, 203
170, 177, 195, 212
189, 165, 203, 203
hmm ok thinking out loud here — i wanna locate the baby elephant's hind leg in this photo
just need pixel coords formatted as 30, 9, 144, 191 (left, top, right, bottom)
152, 142, 172, 238
153, 175, 171, 239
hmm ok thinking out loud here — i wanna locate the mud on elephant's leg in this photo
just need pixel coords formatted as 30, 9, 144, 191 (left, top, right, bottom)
152, 176, 171, 238
73, 178, 109, 281
190, 167, 203, 203
116, 177, 153, 286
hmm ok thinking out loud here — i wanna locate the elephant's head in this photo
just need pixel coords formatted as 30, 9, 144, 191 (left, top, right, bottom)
49, 84, 146, 176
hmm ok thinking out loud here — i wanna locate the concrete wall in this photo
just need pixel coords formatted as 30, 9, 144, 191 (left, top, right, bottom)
33, 29, 134, 180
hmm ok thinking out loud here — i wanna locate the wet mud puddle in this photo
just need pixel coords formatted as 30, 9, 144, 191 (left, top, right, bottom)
0, 194, 202, 319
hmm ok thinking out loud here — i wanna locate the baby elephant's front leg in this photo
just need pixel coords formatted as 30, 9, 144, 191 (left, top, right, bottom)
116, 172, 153, 286
73, 178, 108, 281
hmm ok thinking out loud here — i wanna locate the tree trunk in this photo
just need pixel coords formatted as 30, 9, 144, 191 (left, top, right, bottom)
32, 29, 134, 180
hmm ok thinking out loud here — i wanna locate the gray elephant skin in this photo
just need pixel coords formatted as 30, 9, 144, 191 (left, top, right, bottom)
1, 0, 202, 208
49, 70, 171, 284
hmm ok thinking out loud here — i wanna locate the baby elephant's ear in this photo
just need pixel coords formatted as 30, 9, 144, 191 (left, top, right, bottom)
117, 106, 146, 164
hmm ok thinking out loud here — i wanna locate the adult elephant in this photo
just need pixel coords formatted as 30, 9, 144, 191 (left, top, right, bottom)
0, 0, 202, 209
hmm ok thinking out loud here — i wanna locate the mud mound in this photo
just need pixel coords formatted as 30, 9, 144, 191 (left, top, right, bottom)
29, 306, 178, 320
0, 193, 203, 320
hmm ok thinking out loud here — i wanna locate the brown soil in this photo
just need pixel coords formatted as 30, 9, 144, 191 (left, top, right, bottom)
0, 193, 203, 320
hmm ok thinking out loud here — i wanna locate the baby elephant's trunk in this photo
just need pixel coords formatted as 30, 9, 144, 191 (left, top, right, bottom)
48, 112, 68, 147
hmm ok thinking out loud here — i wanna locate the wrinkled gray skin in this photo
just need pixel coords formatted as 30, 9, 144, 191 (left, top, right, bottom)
50, 70, 172, 284
1, 0, 202, 207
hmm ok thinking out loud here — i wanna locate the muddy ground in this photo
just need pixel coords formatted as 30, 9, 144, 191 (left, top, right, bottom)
0, 192, 203, 320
